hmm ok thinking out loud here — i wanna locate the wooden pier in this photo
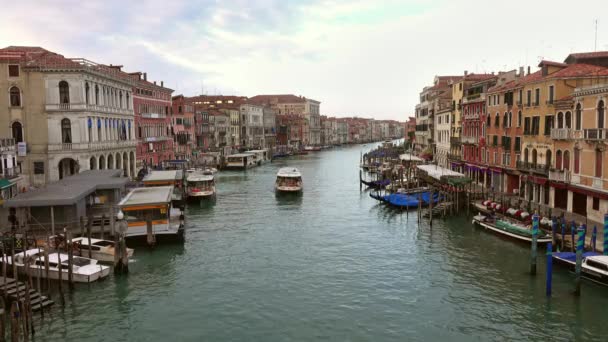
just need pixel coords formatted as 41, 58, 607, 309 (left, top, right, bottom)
0, 277, 53, 312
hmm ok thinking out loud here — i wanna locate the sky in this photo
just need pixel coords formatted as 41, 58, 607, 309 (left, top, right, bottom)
1, 0, 607, 121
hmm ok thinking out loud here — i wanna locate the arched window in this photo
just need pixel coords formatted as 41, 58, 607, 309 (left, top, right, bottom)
12, 122, 23, 143
126, 93, 130, 109
495, 113, 500, 127
573, 149, 580, 174
563, 150, 570, 171
546, 149, 552, 168
575, 103, 582, 130
486, 115, 491, 127
59, 81, 70, 104
596, 149, 603, 178
556, 150, 562, 169
532, 149, 538, 166
557, 112, 563, 129
85, 82, 90, 105
598, 100, 605, 129
119, 91, 123, 108
524, 148, 529, 163
503, 112, 508, 128
9, 86, 21, 107
565, 111, 572, 129
95, 85, 99, 105
61, 118, 72, 143
97, 118, 102, 141
90, 156, 97, 170
508, 112, 512, 127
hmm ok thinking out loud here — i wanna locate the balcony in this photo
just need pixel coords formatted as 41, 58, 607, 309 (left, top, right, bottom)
450, 137, 461, 145
461, 136, 477, 144
48, 140, 137, 152
593, 178, 604, 189
141, 113, 166, 119
516, 161, 549, 175
549, 169, 571, 183
551, 128, 583, 140
0, 138, 15, 152
447, 153, 461, 161
46, 103, 133, 115
584, 129, 608, 140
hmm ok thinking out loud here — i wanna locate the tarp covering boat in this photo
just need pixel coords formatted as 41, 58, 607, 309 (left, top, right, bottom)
371, 191, 442, 208
494, 220, 549, 238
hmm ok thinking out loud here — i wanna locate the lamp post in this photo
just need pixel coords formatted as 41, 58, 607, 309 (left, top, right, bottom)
114, 210, 129, 274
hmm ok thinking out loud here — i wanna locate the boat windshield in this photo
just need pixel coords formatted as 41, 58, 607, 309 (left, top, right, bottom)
64, 257, 92, 267
92, 240, 114, 247
586, 259, 608, 272
190, 180, 214, 190
277, 176, 301, 186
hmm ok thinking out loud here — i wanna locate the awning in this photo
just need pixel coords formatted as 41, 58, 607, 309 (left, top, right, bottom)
0, 179, 13, 190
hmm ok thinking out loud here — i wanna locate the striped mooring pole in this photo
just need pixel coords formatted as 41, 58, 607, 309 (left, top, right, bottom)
561, 217, 566, 251
592, 225, 597, 253
551, 217, 557, 251
546, 242, 553, 297
530, 214, 539, 275
575, 225, 585, 296
571, 221, 576, 252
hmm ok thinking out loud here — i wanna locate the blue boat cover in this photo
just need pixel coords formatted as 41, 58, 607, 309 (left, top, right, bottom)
381, 191, 442, 208
553, 251, 600, 262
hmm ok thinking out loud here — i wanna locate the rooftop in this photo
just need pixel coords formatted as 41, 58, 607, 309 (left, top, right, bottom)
4, 170, 127, 207
277, 167, 302, 177
142, 170, 183, 183
118, 186, 173, 207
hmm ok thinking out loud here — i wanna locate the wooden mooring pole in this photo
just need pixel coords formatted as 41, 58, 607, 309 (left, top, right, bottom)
530, 214, 539, 275
575, 225, 585, 296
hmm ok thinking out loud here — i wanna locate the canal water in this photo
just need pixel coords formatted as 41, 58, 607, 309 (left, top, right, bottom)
36, 144, 608, 341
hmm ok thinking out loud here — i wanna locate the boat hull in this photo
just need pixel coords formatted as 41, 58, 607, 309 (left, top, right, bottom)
276, 186, 302, 193
472, 219, 552, 244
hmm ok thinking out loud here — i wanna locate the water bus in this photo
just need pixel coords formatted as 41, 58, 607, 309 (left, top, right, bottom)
225, 153, 257, 169
186, 171, 216, 200
244, 149, 271, 165
275, 167, 303, 193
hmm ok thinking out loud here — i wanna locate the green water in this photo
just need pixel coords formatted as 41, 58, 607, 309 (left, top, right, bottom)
34, 144, 608, 341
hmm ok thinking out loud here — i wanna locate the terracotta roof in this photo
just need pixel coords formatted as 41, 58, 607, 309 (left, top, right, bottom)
249, 94, 313, 104
565, 51, 608, 63
546, 63, 608, 79
518, 70, 544, 85
488, 79, 519, 93
464, 73, 496, 81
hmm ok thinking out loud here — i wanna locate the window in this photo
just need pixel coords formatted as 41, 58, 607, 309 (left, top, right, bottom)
534, 89, 540, 106
557, 112, 564, 128
593, 197, 600, 211
12, 122, 23, 143
576, 103, 582, 130
9, 86, 21, 107
564, 150, 571, 171
548, 86, 554, 104
596, 150, 603, 178
33, 162, 44, 175
495, 113, 500, 127
59, 81, 70, 104
514, 137, 521, 152
95, 85, 99, 104
85, 82, 90, 105
8, 65, 19, 77
599, 101, 605, 129
486, 115, 491, 127
519, 89, 523, 104
508, 112, 513, 127
503, 112, 508, 128
532, 116, 540, 135
526, 90, 531, 106
524, 117, 531, 134
544, 115, 554, 136
556, 150, 562, 169
518, 111, 522, 127
119, 91, 123, 108
573, 149, 580, 174
60, 118, 72, 143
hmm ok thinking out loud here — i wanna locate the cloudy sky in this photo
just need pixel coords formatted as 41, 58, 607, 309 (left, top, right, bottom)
1, 0, 606, 120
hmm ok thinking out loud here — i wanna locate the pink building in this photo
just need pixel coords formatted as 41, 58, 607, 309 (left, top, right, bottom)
172, 95, 196, 160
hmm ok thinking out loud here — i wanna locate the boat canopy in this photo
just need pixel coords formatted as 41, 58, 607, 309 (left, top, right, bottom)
187, 174, 214, 182
142, 170, 183, 183
118, 186, 173, 207
277, 168, 301, 178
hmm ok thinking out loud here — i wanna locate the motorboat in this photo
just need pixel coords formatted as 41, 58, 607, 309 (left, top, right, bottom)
5, 249, 110, 283
225, 153, 257, 169
275, 167, 303, 192
582, 255, 608, 285
72, 237, 134, 263
472, 213, 552, 244
186, 171, 216, 199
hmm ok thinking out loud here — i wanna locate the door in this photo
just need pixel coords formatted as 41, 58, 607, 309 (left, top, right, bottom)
572, 192, 587, 217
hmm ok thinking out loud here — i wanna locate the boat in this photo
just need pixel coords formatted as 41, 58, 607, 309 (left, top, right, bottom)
118, 186, 185, 243
142, 170, 185, 205
276, 167, 303, 192
582, 255, 608, 285
244, 149, 270, 165
71, 237, 134, 263
553, 251, 600, 270
304, 146, 321, 152
472, 214, 553, 244
360, 178, 390, 189
186, 171, 216, 199
5, 249, 110, 283
225, 153, 256, 169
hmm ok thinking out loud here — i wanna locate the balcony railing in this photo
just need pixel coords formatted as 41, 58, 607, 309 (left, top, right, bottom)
516, 161, 549, 175
48, 140, 137, 152
584, 128, 608, 140
549, 169, 571, 183
593, 178, 603, 189
46, 103, 133, 115
461, 136, 477, 144
447, 153, 461, 161
551, 128, 583, 140
0, 138, 15, 152
141, 113, 166, 119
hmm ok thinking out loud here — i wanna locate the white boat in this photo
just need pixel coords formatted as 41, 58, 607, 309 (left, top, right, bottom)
186, 172, 216, 199
244, 149, 270, 165
276, 167, 303, 192
5, 249, 110, 283
472, 213, 552, 244
118, 186, 185, 243
72, 237, 134, 263
225, 153, 257, 169
582, 255, 608, 285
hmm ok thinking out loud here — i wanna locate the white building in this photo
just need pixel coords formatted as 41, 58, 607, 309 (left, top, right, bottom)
240, 104, 265, 149
434, 108, 452, 168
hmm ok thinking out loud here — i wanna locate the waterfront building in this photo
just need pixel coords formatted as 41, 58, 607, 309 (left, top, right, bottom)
263, 106, 277, 150
132, 73, 174, 170
171, 95, 196, 160
249, 94, 321, 146
337, 119, 348, 144
240, 103, 265, 149
434, 103, 452, 168
208, 109, 230, 150
222, 107, 241, 150
0, 46, 137, 187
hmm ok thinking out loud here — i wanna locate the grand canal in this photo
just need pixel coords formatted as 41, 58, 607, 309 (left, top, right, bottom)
36, 143, 608, 341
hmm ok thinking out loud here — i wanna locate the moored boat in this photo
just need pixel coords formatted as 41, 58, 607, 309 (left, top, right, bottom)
472, 213, 552, 244
244, 149, 270, 165
186, 171, 216, 199
72, 237, 134, 263
582, 255, 608, 285
225, 153, 257, 169
276, 167, 303, 192
553, 251, 600, 270
5, 249, 110, 283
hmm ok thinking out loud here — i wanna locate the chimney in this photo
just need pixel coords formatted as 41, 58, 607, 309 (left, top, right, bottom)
519, 66, 524, 76
161, 81, 164, 87
154, 81, 157, 85
143, 73, 147, 81
527, 66, 530, 75
464, 70, 468, 76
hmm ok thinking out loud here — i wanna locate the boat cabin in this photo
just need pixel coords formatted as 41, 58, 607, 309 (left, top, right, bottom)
225, 153, 256, 169
244, 149, 270, 165
276, 167, 303, 192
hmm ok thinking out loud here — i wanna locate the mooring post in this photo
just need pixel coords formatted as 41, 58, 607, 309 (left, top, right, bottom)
551, 216, 557, 250
571, 221, 576, 252
429, 189, 434, 228
575, 225, 585, 296
592, 225, 597, 253
66, 229, 74, 290
561, 218, 566, 252
546, 242, 553, 297
10, 301, 20, 342
86, 215, 93, 259
530, 214, 539, 275
359, 169, 362, 191
100, 214, 106, 241
604, 213, 608, 255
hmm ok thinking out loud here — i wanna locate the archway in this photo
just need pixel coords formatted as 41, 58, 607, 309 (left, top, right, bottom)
115, 153, 121, 170
58, 158, 78, 179
524, 148, 529, 163
532, 149, 538, 166
90, 156, 97, 170
123, 152, 128, 177
107, 154, 114, 169
130, 151, 135, 178
546, 149, 552, 168
99, 155, 105, 170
